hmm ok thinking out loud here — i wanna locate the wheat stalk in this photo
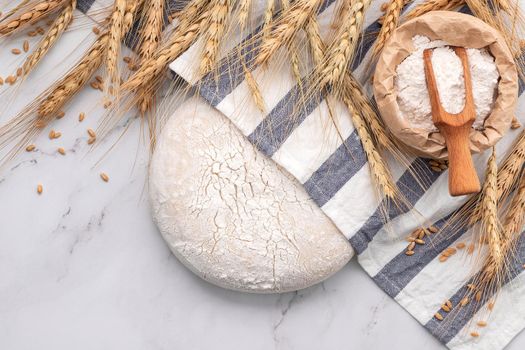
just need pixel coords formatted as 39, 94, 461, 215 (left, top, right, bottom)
256, 0, 323, 66
37, 33, 109, 121
0, 0, 67, 36
373, 0, 404, 58
122, 2, 209, 92
105, 0, 127, 90
317, 0, 371, 90
199, 0, 231, 75
22, 0, 76, 76
404, 0, 465, 20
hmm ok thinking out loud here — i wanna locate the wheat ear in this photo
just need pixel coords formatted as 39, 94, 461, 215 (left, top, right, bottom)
137, 0, 164, 113
458, 130, 525, 229
342, 73, 396, 151
305, 17, 324, 66
404, 0, 465, 20
238, 0, 253, 31
280, 0, 303, 84
318, 0, 371, 90
256, 0, 323, 66
261, 0, 276, 43
373, 0, 404, 58
503, 175, 525, 238
0, 0, 67, 36
37, 33, 109, 121
479, 149, 504, 270
105, 0, 127, 91
122, 2, 209, 92
199, 0, 231, 75
343, 94, 398, 200
22, 0, 76, 77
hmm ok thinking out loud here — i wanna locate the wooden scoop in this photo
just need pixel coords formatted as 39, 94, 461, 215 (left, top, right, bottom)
423, 47, 481, 196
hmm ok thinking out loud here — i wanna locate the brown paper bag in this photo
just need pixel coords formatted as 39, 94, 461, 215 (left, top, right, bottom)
373, 11, 518, 159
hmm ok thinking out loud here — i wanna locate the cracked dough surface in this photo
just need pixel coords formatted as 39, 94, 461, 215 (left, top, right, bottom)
149, 97, 353, 293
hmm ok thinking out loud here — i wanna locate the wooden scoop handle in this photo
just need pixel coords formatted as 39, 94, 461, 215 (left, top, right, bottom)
423, 47, 481, 196
439, 124, 481, 196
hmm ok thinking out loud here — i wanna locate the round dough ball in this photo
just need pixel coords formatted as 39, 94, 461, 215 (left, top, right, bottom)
149, 97, 353, 293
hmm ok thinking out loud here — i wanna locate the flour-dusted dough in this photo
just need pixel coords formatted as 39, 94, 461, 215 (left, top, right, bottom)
149, 97, 353, 293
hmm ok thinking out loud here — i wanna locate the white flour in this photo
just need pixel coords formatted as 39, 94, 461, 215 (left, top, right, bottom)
395, 35, 499, 131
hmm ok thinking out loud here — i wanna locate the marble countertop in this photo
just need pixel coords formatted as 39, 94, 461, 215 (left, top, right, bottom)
1, 8, 524, 350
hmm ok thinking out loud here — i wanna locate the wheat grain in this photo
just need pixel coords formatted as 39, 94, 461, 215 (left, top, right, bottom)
37, 184, 43, 194
22, 0, 75, 77
373, 0, 404, 58
100, 172, 109, 182
26, 144, 35, 152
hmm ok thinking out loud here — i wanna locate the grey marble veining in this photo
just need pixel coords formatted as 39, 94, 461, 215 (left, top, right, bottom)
0, 8, 524, 350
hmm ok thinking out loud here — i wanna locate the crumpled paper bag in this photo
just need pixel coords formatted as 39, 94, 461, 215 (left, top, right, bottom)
373, 11, 518, 159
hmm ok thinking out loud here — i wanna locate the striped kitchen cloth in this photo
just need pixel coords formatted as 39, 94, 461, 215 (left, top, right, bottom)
167, 0, 525, 349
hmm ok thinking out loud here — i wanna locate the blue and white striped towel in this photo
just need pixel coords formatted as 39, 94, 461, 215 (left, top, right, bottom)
167, 1, 525, 348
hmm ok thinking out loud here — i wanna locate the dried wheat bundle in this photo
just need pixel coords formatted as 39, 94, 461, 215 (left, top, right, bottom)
0, 0, 68, 36
22, 0, 76, 76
